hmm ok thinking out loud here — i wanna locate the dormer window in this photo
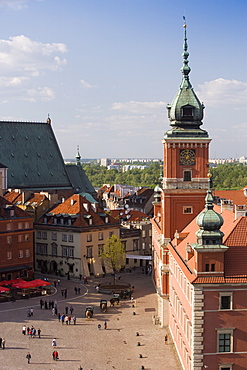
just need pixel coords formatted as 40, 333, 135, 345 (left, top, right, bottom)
182, 104, 194, 120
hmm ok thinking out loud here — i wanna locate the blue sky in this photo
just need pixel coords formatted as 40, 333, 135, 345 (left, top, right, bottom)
0, 0, 246, 159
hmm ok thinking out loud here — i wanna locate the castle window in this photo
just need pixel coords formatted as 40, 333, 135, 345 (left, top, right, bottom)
211, 264, 215, 271
220, 293, 232, 310
219, 365, 232, 370
205, 264, 209, 272
217, 329, 234, 353
183, 206, 193, 214
183, 171, 191, 182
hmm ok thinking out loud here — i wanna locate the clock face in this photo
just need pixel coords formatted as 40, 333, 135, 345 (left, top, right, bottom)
180, 149, 196, 165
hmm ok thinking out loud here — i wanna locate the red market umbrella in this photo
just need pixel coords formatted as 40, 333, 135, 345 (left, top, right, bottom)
12, 281, 35, 289
0, 278, 25, 286
0, 286, 10, 293
30, 279, 50, 287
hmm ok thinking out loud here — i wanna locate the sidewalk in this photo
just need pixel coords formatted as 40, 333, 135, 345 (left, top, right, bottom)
0, 270, 182, 369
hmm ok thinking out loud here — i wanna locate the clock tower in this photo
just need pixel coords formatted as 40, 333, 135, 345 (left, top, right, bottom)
160, 22, 211, 241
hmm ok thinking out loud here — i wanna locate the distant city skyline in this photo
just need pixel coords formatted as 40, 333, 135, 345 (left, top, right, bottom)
0, 0, 246, 159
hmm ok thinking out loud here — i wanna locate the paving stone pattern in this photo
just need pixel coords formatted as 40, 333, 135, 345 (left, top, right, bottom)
0, 270, 182, 370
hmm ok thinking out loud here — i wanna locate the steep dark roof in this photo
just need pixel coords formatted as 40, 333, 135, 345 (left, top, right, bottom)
65, 164, 96, 195
0, 120, 95, 195
0, 120, 71, 190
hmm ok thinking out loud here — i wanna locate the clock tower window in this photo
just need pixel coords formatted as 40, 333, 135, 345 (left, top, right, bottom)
183, 170, 192, 182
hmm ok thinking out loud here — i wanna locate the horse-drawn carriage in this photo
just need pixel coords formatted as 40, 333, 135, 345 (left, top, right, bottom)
110, 293, 120, 306
100, 299, 107, 312
120, 288, 132, 299
85, 306, 94, 318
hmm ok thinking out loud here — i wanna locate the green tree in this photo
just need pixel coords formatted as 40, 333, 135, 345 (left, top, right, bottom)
100, 235, 126, 284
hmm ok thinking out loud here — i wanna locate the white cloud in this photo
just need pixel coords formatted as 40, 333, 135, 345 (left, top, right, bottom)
0, 76, 29, 86
197, 78, 247, 107
23, 87, 55, 102
111, 101, 166, 114
0, 0, 28, 10
0, 35, 68, 75
80, 79, 97, 89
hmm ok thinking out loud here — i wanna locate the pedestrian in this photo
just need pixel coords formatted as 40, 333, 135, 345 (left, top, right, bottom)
30, 307, 33, 316
27, 308, 31, 317
104, 321, 107, 330
52, 307, 55, 316
26, 352, 31, 364
52, 350, 56, 360
54, 299, 57, 308
54, 280, 57, 288
65, 315, 69, 325
32, 328, 36, 337
78, 287, 81, 294
0, 337, 2, 348
55, 307, 58, 315
58, 312, 61, 322
65, 306, 68, 315
70, 306, 74, 315
98, 324, 101, 330
79, 274, 82, 281
57, 279, 60, 286
68, 315, 71, 324
52, 338, 57, 347
61, 314, 65, 324
2, 338, 5, 349
40, 299, 44, 309
61, 289, 64, 296
38, 328, 41, 339
74, 286, 77, 295
73, 316, 76, 325
54, 350, 59, 360
64, 288, 67, 298
22, 325, 26, 335
165, 334, 168, 344
44, 300, 48, 309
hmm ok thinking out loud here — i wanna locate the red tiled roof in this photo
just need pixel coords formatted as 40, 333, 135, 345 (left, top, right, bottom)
37, 194, 119, 228
214, 189, 247, 206
170, 205, 247, 283
110, 209, 150, 222
4, 191, 22, 204
0, 196, 32, 219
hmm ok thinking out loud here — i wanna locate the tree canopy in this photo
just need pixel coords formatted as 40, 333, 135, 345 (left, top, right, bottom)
100, 235, 126, 274
211, 163, 247, 190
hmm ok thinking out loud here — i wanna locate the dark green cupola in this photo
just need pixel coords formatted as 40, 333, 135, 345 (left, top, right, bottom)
165, 22, 208, 139
193, 175, 228, 251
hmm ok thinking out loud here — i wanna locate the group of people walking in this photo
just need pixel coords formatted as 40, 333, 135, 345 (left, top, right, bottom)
22, 325, 41, 338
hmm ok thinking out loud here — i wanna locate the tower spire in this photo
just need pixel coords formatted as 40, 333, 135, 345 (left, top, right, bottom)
76, 145, 81, 166
181, 17, 191, 79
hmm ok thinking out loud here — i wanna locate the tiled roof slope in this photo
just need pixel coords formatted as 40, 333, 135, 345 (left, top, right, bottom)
36, 194, 119, 228
170, 206, 247, 283
4, 190, 48, 206
214, 189, 247, 206
110, 209, 151, 222
0, 196, 32, 219
0, 120, 71, 189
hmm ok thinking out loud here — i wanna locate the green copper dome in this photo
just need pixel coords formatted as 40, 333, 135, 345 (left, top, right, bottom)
195, 176, 225, 247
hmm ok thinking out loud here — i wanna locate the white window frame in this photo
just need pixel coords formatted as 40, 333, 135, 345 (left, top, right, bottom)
183, 206, 193, 214
219, 292, 233, 310
19, 250, 23, 258
68, 234, 73, 242
62, 234, 67, 242
7, 251, 12, 260
219, 365, 232, 370
25, 249, 30, 258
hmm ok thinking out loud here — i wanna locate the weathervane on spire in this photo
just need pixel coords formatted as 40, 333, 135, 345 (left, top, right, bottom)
183, 15, 186, 28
